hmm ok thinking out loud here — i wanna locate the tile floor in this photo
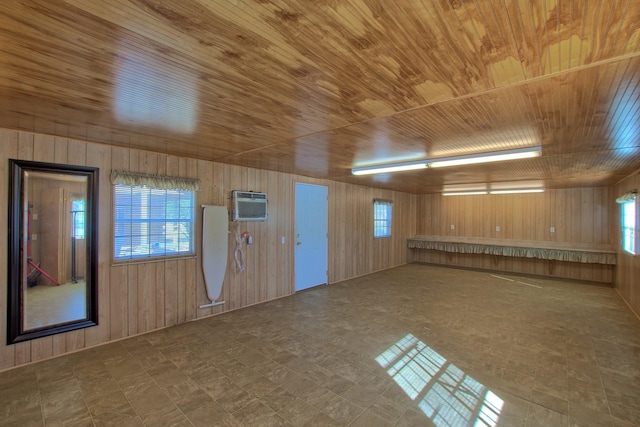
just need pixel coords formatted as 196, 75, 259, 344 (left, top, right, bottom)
1, 264, 640, 427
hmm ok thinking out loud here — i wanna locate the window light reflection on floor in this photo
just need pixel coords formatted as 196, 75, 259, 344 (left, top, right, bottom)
375, 334, 503, 426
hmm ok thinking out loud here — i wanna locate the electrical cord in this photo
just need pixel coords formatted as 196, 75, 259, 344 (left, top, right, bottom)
234, 222, 246, 272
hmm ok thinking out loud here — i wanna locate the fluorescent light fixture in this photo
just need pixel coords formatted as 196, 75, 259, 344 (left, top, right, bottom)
442, 191, 489, 196
352, 161, 427, 175
428, 147, 541, 168
489, 188, 545, 194
351, 147, 540, 176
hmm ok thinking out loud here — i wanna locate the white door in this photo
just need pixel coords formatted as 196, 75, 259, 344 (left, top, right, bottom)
294, 183, 328, 291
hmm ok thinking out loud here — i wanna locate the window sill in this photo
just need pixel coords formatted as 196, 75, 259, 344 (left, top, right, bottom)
112, 253, 197, 266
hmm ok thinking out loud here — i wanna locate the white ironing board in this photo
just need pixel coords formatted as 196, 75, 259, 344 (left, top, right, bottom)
200, 205, 228, 308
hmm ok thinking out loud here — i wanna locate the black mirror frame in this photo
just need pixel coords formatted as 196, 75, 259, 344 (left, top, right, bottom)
7, 159, 99, 344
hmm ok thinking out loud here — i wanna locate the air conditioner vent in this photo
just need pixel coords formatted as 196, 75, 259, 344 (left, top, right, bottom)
231, 191, 267, 221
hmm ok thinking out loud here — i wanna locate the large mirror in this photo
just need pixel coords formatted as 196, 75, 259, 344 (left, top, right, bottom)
7, 160, 98, 344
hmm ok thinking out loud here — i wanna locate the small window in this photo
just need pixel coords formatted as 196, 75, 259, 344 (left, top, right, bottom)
114, 184, 195, 261
374, 199, 393, 238
622, 198, 637, 255
71, 199, 85, 239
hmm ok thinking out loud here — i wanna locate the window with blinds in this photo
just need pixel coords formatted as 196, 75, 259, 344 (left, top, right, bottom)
622, 198, 637, 255
374, 199, 393, 238
114, 184, 195, 260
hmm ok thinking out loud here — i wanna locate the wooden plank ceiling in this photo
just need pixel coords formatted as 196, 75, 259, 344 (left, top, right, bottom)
0, 0, 639, 193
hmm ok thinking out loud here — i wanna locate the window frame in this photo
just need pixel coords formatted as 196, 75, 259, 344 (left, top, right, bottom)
112, 183, 197, 262
373, 199, 393, 239
621, 197, 638, 255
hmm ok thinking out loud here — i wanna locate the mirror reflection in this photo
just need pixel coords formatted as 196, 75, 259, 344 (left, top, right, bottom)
23, 171, 88, 329
8, 160, 98, 344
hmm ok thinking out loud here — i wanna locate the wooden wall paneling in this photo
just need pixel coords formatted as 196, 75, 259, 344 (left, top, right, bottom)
464, 197, 485, 268
340, 181, 350, 280
212, 162, 225, 206
280, 172, 292, 297
176, 259, 187, 324
195, 159, 212, 318
33, 134, 55, 162
528, 193, 540, 274
109, 147, 130, 339
155, 253, 166, 328
181, 157, 198, 322
264, 171, 283, 302
555, 189, 567, 242
265, 170, 278, 301
185, 258, 197, 322
414, 189, 614, 283
1, 128, 420, 371
568, 189, 581, 243
329, 182, 342, 283
65, 329, 85, 353
341, 183, 352, 280
359, 187, 376, 275
31, 336, 53, 362
239, 165, 250, 308
164, 156, 181, 324
164, 260, 179, 327
245, 167, 259, 306
547, 191, 556, 242
494, 195, 504, 239
350, 185, 360, 277
53, 137, 69, 164
613, 170, 640, 317
481, 195, 491, 239
330, 183, 341, 287
431, 194, 441, 237
533, 192, 543, 242
594, 188, 609, 245
258, 169, 270, 301
445, 195, 454, 237
511, 194, 523, 239
137, 263, 155, 333
463, 196, 472, 238
241, 165, 252, 306
226, 164, 242, 310
14, 342, 31, 366
567, 190, 581, 278
241, 170, 254, 306
581, 188, 595, 243
67, 139, 87, 166
580, 188, 595, 281
357, 186, 369, 276
85, 142, 111, 346
127, 264, 138, 336
359, 185, 368, 276
109, 266, 128, 339
17, 132, 34, 159
51, 329, 67, 357
0, 130, 18, 369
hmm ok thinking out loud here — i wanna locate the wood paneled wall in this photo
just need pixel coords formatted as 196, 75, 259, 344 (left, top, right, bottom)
612, 170, 640, 318
413, 189, 614, 282
0, 129, 416, 371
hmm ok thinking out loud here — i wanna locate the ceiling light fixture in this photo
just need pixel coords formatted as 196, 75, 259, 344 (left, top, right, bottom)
442, 191, 489, 196
351, 161, 428, 175
489, 188, 545, 194
428, 147, 541, 168
351, 147, 541, 176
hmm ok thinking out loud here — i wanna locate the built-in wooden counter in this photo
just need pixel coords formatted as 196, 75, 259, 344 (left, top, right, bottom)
407, 235, 616, 283
408, 236, 616, 265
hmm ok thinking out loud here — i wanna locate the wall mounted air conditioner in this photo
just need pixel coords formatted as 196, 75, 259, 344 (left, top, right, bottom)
231, 191, 268, 221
